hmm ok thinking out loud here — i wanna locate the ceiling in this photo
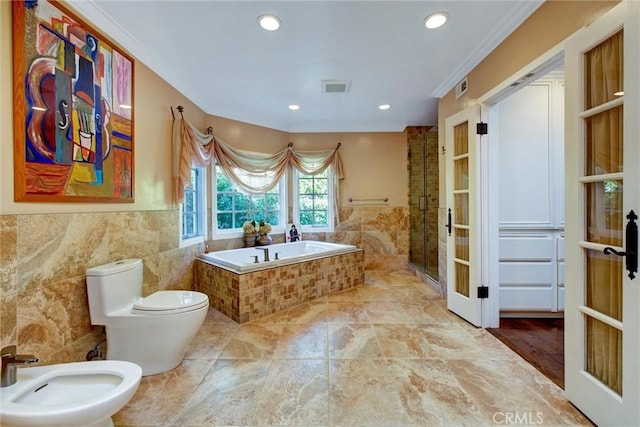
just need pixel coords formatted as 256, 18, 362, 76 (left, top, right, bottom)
68, 1, 543, 133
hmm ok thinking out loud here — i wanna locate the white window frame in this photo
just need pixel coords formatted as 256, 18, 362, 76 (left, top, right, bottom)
292, 167, 334, 233
180, 166, 207, 248
212, 165, 287, 240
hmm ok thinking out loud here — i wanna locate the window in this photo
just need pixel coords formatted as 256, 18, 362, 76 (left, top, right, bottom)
213, 166, 285, 238
294, 167, 334, 231
180, 167, 206, 245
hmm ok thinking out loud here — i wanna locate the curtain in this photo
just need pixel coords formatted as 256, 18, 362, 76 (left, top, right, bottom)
172, 113, 344, 224
584, 31, 623, 396
586, 251, 622, 395
172, 117, 215, 205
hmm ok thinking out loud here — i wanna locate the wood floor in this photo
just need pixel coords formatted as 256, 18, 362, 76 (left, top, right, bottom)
487, 318, 564, 389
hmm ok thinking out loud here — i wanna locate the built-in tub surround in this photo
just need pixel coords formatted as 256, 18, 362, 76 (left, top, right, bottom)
202, 241, 358, 273
195, 243, 364, 323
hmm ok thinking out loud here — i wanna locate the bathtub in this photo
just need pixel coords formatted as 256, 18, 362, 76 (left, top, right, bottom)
198, 240, 360, 273
195, 240, 364, 323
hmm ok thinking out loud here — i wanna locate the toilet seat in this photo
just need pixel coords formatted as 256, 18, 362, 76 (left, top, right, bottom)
132, 291, 208, 315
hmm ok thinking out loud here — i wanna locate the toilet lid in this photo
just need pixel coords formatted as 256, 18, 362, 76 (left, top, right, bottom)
132, 291, 208, 314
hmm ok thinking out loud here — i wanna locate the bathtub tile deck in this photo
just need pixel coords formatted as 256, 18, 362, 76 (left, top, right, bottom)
195, 250, 364, 323
113, 270, 592, 427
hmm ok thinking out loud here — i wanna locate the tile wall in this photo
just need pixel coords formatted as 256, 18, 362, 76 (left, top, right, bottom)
207, 206, 409, 271
0, 211, 204, 365
0, 205, 407, 365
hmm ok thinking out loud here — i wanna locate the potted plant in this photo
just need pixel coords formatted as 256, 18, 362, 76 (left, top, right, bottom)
256, 221, 272, 246
242, 220, 259, 247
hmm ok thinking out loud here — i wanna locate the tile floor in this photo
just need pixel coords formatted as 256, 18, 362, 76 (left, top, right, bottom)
113, 270, 591, 426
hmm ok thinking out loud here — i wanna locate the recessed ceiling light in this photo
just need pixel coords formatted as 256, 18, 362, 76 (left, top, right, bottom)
378, 104, 391, 110
288, 104, 300, 110
424, 12, 448, 29
258, 14, 281, 31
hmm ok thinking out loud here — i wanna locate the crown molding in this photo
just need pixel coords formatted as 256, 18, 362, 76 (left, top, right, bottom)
66, 0, 210, 113
430, 0, 544, 99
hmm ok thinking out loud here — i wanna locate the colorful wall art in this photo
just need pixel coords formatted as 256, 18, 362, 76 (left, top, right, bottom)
12, 0, 135, 202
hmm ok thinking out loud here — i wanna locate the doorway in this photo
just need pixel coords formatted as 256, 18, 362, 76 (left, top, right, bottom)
483, 58, 567, 386
493, 69, 565, 316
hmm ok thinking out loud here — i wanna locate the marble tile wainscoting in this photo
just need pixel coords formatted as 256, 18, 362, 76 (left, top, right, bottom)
0, 205, 407, 367
0, 211, 204, 365
195, 250, 365, 323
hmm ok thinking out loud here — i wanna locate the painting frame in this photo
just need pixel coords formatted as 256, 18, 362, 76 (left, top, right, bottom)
12, 0, 135, 203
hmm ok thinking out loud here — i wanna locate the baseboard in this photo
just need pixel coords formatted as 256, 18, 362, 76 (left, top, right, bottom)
407, 264, 443, 297
500, 311, 564, 319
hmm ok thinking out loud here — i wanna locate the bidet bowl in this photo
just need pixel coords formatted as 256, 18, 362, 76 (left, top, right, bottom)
0, 360, 142, 427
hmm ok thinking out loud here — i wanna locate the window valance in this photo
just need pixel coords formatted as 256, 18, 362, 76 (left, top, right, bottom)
172, 110, 344, 221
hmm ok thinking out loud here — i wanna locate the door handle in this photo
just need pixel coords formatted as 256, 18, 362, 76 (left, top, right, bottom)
603, 210, 638, 280
446, 208, 452, 236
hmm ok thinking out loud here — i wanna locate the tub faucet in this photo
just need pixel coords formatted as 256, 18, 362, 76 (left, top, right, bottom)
1, 345, 39, 387
255, 247, 270, 262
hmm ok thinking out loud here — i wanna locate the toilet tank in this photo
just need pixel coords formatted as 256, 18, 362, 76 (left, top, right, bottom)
86, 259, 143, 325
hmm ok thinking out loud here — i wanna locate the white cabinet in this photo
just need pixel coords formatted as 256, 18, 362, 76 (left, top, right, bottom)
497, 74, 564, 313
499, 232, 565, 311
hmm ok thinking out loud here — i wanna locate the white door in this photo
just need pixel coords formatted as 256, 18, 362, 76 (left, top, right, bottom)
446, 105, 482, 326
565, 2, 640, 424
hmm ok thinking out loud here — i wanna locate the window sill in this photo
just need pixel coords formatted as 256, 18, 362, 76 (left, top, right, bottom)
212, 227, 286, 241
301, 226, 334, 233
180, 235, 205, 249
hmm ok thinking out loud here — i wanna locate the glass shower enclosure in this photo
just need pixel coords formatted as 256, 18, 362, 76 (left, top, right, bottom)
408, 127, 439, 280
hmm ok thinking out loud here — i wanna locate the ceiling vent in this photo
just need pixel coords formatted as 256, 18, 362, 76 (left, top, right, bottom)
322, 80, 351, 93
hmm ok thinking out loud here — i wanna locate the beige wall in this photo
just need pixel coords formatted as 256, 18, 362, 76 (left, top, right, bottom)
438, 0, 618, 129
0, 2, 207, 215
289, 131, 409, 271
289, 132, 407, 207
205, 118, 408, 208
202, 121, 410, 269
436, 0, 619, 291
0, 0, 210, 364
208, 115, 290, 152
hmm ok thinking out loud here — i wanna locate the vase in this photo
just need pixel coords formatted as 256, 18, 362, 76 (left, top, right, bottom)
255, 234, 272, 246
243, 233, 258, 248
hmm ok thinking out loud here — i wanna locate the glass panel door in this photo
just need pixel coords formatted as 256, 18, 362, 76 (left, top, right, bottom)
446, 104, 481, 326
580, 30, 623, 397
409, 127, 427, 273
408, 127, 439, 280
564, 3, 640, 422
453, 122, 470, 297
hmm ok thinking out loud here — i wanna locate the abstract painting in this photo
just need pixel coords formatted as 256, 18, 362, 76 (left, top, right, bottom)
13, 0, 135, 202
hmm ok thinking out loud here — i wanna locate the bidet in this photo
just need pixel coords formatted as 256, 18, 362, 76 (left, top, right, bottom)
0, 360, 141, 427
1, 346, 39, 387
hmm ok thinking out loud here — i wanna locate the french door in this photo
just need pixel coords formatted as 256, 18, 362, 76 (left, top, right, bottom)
445, 105, 482, 326
564, 2, 640, 424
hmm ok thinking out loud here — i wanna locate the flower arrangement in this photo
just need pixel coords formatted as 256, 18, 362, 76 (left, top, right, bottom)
258, 221, 272, 236
242, 220, 271, 235
242, 220, 259, 234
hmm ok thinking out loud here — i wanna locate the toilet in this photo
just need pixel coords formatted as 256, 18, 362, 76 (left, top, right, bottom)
86, 259, 209, 376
